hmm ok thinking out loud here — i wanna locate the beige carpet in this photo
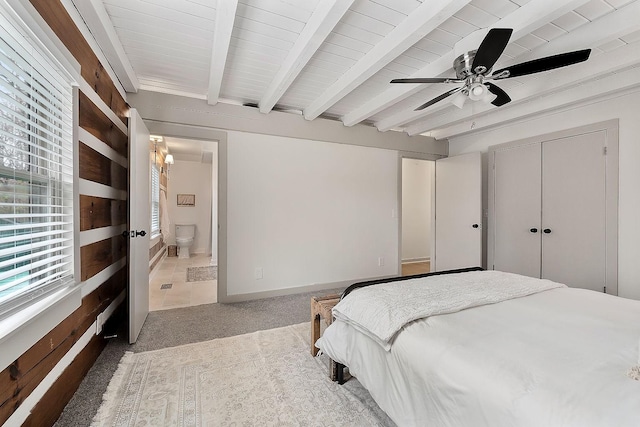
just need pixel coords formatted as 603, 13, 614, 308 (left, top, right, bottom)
91, 322, 394, 426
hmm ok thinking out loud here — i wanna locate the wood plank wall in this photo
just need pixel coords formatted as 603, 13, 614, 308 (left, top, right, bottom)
0, 1, 130, 425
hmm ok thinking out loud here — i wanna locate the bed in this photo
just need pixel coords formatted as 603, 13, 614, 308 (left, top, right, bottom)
315, 269, 640, 427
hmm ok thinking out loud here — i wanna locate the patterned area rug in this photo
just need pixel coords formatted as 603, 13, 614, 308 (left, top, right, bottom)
186, 266, 217, 282
91, 323, 393, 426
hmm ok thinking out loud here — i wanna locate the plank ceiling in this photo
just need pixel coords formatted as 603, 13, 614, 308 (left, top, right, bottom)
74, 0, 640, 140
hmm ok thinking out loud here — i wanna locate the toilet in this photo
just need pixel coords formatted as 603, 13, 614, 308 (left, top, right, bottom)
175, 224, 195, 259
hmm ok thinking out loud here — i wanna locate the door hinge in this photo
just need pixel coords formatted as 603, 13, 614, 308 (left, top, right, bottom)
603, 286, 607, 294
603, 147, 607, 155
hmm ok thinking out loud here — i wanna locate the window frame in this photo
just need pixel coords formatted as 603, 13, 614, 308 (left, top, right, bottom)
0, 11, 76, 319
0, 0, 81, 371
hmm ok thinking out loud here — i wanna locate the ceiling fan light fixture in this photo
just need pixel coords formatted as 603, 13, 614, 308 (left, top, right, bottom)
451, 91, 467, 109
481, 91, 497, 104
468, 83, 487, 101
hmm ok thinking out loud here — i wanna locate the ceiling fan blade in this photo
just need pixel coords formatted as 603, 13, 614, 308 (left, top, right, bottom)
492, 49, 591, 79
471, 28, 513, 74
415, 87, 463, 111
485, 82, 511, 106
391, 77, 462, 84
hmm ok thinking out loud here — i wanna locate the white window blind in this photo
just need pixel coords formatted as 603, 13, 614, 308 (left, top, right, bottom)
150, 162, 160, 235
0, 15, 74, 318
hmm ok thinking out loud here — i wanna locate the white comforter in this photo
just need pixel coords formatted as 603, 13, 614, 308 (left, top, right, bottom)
332, 270, 565, 350
317, 273, 640, 427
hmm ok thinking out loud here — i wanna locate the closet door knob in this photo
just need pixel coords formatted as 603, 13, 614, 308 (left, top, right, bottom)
543, 228, 552, 234
529, 228, 538, 233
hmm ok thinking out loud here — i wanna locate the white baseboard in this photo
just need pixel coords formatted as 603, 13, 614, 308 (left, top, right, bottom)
219, 274, 397, 304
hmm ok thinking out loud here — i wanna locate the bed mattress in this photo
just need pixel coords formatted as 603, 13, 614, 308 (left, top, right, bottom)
316, 272, 640, 427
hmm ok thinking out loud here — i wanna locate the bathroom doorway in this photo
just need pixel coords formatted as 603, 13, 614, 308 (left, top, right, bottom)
148, 137, 219, 311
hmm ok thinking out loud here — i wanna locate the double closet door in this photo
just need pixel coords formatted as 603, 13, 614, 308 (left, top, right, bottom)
488, 123, 618, 294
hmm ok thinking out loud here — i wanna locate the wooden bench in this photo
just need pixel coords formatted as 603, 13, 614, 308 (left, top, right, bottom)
310, 294, 340, 355
310, 294, 346, 382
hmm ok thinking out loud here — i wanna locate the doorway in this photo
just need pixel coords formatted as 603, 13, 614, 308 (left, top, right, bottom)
401, 158, 434, 276
148, 137, 219, 311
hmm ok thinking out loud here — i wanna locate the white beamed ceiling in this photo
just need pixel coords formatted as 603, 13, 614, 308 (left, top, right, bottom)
82, 0, 640, 139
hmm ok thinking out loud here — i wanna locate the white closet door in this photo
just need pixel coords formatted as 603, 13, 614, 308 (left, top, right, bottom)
541, 131, 606, 292
493, 144, 542, 278
433, 152, 482, 271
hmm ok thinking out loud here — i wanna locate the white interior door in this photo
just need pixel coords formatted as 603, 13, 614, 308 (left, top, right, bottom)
541, 131, 606, 292
433, 152, 482, 271
128, 109, 150, 343
492, 144, 542, 277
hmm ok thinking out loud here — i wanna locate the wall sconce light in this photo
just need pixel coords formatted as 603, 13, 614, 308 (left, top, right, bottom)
165, 154, 174, 178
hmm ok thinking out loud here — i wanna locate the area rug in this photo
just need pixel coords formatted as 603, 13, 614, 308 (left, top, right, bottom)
186, 266, 217, 282
91, 322, 393, 426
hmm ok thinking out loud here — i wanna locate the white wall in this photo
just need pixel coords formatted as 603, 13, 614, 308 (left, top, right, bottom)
448, 90, 640, 300
167, 159, 212, 254
402, 158, 433, 262
226, 130, 398, 296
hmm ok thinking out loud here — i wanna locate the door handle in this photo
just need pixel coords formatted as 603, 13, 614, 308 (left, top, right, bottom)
472, 223, 479, 229
543, 228, 552, 234
529, 228, 538, 233
122, 230, 147, 238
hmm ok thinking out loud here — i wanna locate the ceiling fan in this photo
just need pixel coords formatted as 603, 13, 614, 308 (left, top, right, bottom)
391, 28, 591, 111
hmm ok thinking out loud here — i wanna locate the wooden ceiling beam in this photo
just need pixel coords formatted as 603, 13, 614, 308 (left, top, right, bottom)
302, 0, 471, 121
207, 0, 238, 105
258, 0, 354, 114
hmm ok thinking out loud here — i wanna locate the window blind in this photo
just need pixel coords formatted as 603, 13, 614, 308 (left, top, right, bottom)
0, 16, 74, 318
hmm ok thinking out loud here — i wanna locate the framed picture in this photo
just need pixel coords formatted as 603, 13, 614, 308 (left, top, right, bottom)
177, 194, 195, 206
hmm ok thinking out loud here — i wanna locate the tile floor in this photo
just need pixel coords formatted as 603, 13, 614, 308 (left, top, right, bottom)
149, 253, 218, 311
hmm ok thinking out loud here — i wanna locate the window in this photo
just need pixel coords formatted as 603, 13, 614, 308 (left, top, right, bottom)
0, 15, 74, 318
150, 161, 160, 236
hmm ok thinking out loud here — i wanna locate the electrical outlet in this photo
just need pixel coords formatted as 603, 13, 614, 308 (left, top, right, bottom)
96, 314, 103, 335
378, 257, 384, 267
254, 267, 263, 280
